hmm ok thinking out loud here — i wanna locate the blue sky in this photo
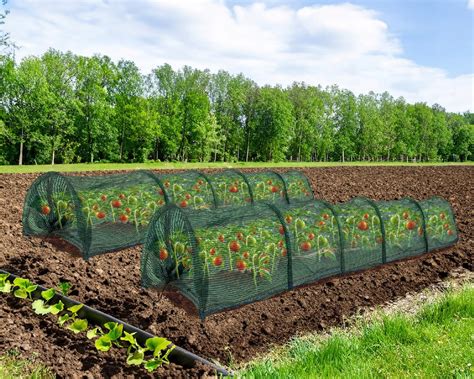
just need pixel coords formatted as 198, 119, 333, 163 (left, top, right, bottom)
3, 0, 473, 111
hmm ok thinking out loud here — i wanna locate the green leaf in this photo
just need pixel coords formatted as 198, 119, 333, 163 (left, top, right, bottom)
26, 284, 38, 294
41, 288, 55, 302
58, 313, 71, 326
32, 299, 51, 315
67, 303, 83, 315
13, 278, 37, 293
67, 319, 88, 334
0, 280, 12, 293
13, 288, 27, 299
58, 281, 72, 296
120, 331, 137, 346
107, 323, 123, 341
49, 300, 64, 315
95, 335, 112, 352
146, 337, 171, 357
0, 273, 10, 282
126, 350, 145, 366
103, 321, 118, 331
144, 358, 162, 372
87, 327, 102, 340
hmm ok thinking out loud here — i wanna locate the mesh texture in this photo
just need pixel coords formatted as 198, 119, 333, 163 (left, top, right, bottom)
22, 169, 314, 259
141, 196, 458, 318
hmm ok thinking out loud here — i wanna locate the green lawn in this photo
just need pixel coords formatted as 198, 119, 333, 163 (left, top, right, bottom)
241, 284, 474, 379
0, 350, 54, 379
0, 161, 472, 174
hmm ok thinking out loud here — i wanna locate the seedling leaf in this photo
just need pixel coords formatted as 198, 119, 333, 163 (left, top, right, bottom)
126, 350, 144, 366
50, 300, 64, 315
32, 299, 51, 315
95, 335, 112, 352
144, 358, 162, 372
13, 288, 28, 299
103, 322, 117, 331
0, 273, 9, 282
145, 337, 171, 357
120, 331, 137, 346
58, 313, 71, 326
67, 304, 83, 315
41, 288, 55, 302
68, 319, 88, 334
107, 323, 123, 341
87, 327, 102, 340
0, 280, 12, 293
58, 281, 72, 296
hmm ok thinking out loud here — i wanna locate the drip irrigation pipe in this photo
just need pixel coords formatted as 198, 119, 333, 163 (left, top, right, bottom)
0, 269, 232, 377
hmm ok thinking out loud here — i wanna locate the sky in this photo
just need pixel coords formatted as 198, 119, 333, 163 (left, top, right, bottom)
3, 0, 474, 112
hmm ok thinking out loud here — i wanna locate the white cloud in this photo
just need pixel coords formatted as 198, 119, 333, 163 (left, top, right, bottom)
4, 0, 473, 112
468, 0, 474, 10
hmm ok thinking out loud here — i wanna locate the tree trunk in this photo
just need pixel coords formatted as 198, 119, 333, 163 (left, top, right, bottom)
342, 149, 345, 163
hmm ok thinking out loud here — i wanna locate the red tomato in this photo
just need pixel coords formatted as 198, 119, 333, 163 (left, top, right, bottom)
281, 249, 287, 257
308, 232, 315, 240
112, 200, 122, 208
402, 211, 409, 220
125, 207, 131, 214
209, 248, 216, 256
100, 194, 107, 202
213, 256, 223, 266
185, 193, 192, 200
229, 241, 241, 252
357, 221, 369, 231
270, 186, 279, 193
158, 188, 164, 196
322, 213, 330, 220
363, 213, 369, 219
443, 223, 450, 230
41, 205, 51, 215
159, 248, 168, 260
236, 232, 244, 240
236, 260, 246, 271
119, 193, 126, 200
278, 240, 284, 248
440, 212, 446, 220
229, 185, 239, 193
279, 225, 285, 235
267, 180, 272, 185
242, 251, 249, 259
318, 221, 325, 227
447, 229, 453, 236
300, 241, 312, 251
96, 211, 106, 219
285, 215, 293, 224
406, 220, 416, 230
218, 234, 225, 243
119, 214, 128, 223
180, 200, 188, 208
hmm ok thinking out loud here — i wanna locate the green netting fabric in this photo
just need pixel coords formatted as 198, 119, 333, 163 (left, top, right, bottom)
22, 169, 314, 258
141, 196, 458, 318
281, 170, 314, 204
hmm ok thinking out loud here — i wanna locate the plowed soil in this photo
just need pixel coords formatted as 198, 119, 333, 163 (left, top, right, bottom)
1, 166, 472, 378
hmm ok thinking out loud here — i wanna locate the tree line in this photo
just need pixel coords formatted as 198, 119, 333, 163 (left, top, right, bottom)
0, 49, 472, 165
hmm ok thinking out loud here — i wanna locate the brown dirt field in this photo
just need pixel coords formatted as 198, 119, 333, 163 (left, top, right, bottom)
0, 166, 473, 378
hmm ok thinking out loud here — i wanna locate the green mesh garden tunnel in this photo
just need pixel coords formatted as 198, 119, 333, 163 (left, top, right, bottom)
141, 196, 458, 318
22, 169, 314, 259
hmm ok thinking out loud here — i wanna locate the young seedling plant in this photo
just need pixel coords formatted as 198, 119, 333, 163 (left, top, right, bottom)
0, 273, 174, 373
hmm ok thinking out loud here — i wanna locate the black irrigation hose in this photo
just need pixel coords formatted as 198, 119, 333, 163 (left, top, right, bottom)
0, 269, 232, 377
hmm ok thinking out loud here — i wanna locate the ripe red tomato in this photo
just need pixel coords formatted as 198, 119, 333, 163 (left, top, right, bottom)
443, 223, 450, 230
159, 248, 168, 260
279, 225, 285, 235
447, 229, 453, 236
119, 193, 126, 200
185, 193, 192, 200
402, 211, 409, 220
180, 200, 188, 208
308, 232, 315, 240
197, 179, 204, 185
270, 186, 279, 193
285, 215, 293, 224
209, 248, 216, 256
300, 241, 312, 251
278, 240, 284, 248
281, 249, 287, 257
158, 188, 164, 196
96, 211, 106, 219
218, 234, 225, 243
406, 220, 416, 230
357, 221, 369, 231
213, 256, 223, 266
119, 214, 128, 223
236, 232, 244, 240
112, 200, 122, 208
229, 185, 239, 193
363, 213, 369, 219
318, 221, 325, 227
125, 207, 131, 214
236, 260, 246, 271
242, 251, 249, 259
100, 194, 107, 202
229, 241, 241, 252
41, 205, 51, 215
322, 213, 330, 220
